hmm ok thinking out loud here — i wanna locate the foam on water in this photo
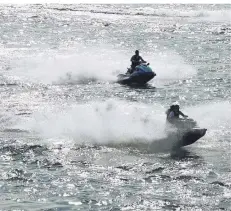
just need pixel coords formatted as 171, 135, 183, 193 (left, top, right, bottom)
54, 4, 231, 23
197, 10, 231, 22
134, 7, 231, 22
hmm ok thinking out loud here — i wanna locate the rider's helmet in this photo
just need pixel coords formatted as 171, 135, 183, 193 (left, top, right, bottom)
170, 102, 180, 110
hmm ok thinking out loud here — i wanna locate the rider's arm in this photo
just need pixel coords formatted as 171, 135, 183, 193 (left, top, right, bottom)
140, 56, 146, 63
179, 111, 188, 118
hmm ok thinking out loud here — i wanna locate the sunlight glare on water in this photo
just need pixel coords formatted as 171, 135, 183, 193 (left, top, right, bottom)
0, 4, 231, 211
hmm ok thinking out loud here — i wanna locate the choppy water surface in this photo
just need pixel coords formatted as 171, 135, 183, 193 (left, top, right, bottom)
0, 4, 231, 211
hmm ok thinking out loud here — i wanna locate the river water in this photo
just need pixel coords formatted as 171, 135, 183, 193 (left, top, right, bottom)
0, 4, 231, 211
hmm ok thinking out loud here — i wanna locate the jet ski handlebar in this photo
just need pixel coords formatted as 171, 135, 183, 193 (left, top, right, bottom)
140, 62, 150, 66
179, 117, 195, 122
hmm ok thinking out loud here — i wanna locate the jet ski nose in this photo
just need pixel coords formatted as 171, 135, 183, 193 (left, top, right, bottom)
201, 129, 207, 135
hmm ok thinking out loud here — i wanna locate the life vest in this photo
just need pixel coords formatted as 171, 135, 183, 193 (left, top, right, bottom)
166, 109, 179, 119
166, 109, 171, 118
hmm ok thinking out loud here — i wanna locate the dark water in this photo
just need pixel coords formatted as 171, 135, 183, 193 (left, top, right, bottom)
0, 4, 231, 211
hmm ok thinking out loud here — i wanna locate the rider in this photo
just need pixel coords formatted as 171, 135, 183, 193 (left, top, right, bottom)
166, 103, 188, 122
129, 50, 146, 73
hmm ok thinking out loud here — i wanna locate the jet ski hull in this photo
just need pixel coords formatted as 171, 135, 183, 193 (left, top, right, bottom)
106, 128, 207, 153
117, 71, 155, 85
174, 128, 207, 148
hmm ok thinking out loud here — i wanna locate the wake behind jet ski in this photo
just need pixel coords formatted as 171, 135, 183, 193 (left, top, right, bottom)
166, 103, 207, 148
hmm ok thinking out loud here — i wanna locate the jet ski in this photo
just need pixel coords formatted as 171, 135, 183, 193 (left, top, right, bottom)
106, 117, 206, 153
117, 63, 156, 85
166, 118, 207, 149
179, 127, 207, 147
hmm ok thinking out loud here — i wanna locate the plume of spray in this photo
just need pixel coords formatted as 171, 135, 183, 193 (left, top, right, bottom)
16, 99, 169, 147
144, 51, 197, 86
14, 100, 231, 151
10, 45, 128, 85
9, 44, 197, 86
185, 101, 231, 137
196, 10, 231, 23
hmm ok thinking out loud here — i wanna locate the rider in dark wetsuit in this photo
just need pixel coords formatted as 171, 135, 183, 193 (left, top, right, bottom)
129, 50, 146, 74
